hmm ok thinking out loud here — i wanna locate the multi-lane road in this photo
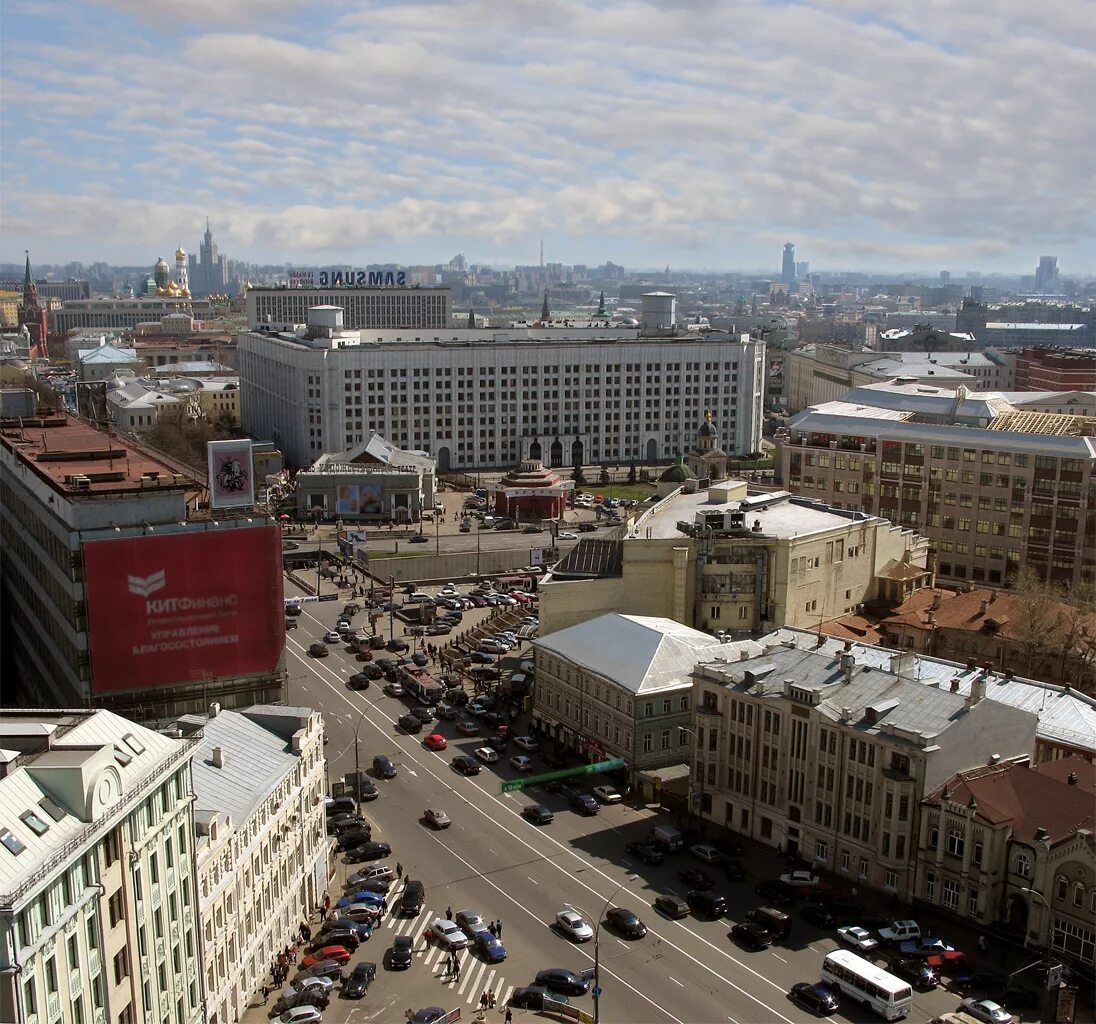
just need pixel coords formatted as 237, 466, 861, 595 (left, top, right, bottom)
249, 580, 1008, 1024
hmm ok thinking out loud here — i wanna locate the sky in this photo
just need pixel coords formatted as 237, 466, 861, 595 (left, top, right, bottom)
2, 0, 1094, 275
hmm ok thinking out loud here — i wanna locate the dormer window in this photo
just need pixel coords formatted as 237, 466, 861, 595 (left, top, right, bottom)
38, 797, 66, 822
122, 733, 146, 756
0, 829, 26, 856
19, 810, 49, 837
114, 746, 132, 767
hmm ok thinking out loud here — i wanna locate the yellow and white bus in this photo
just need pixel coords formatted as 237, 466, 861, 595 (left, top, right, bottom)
821, 949, 913, 1020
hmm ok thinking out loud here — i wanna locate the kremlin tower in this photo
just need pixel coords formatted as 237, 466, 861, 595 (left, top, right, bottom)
18, 252, 49, 360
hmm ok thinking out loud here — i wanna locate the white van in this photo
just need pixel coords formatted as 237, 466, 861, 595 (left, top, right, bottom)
651, 825, 684, 851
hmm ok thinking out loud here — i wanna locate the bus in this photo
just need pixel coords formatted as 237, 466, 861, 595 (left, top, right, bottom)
820, 949, 913, 1021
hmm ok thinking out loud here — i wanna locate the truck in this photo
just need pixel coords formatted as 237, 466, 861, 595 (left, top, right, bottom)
397, 666, 444, 705
878, 920, 921, 946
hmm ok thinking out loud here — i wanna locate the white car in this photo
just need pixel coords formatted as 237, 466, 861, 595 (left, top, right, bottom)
558, 531, 578, 540
514, 736, 539, 752
958, 998, 1012, 1024
593, 785, 622, 804
555, 909, 594, 942
323, 631, 341, 643
837, 925, 879, 953
431, 918, 470, 950
425, 808, 452, 829
474, 747, 500, 764
780, 870, 821, 887
510, 755, 533, 772
288, 976, 333, 993
690, 843, 722, 864
278, 1008, 323, 1024
342, 902, 381, 923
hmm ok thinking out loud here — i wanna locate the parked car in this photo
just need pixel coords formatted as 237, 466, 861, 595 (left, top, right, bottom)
534, 967, 591, 996
452, 755, 481, 775
323, 631, 341, 644
509, 986, 567, 1011
471, 927, 507, 962
780, 870, 821, 887
410, 706, 435, 723
277, 1008, 323, 1024
679, 867, 715, 890
754, 879, 797, 907
523, 803, 554, 825
788, 982, 839, 1015
456, 720, 480, 736
958, 998, 1013, 1024
399, 880, 425, 916
625, 841, 664, 865
569, 792, 599, 816
954, 968, 1011, 992
730, 922, 772, 950
295, 959, 344, 983
474, 746, 499, 764
345, 840, 391, 862
691, 843, 722, 864
686, 890, 727, 918
514, 735, 539, 751
341, 961, 377, 999
455, 910, 484, 934
509, 754, 533, 772
900, 938, 958, 959
800, 903, 838, 929
592, 785, 622, 804
430, 918, 470, 950
837, 925, 879, 953
397, 713, 423, 733
891, 959, 939, 990
878, 920, 921, 945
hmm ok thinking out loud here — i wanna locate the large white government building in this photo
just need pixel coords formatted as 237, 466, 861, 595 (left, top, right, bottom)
245, 284, 451, 330
240, 298, 766, 471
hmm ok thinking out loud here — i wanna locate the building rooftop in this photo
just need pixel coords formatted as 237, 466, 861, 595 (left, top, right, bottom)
77, 343, 138, 364
535, 613, 759, 695
306, 432, 433, 475
759, 627, 1096, 754
550, 538, 624, 579
986, 322, 1087, 332
0, 412, 199, 496
0, 710, 188, 904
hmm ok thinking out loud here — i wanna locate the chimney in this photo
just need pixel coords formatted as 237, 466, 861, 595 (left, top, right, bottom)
212, 746, 225, 769
1068, 772, 1079, 786
965, 675, 986, 709
928, 611, 936, 625
950, 677, 961, 693
841, 652, 856, 684
966, 659, 976, 671
931, 591, 942, 611
1005, 669, 1014, 680
209, 702, 221, 718
980, 598, 990, 616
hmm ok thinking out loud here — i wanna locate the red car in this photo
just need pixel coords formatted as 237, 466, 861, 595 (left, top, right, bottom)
301, 945, 351, 967
423, 733, 448, 751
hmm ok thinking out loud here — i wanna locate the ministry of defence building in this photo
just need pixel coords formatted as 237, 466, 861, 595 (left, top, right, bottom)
239, 304, 765, 471
245, 285, 451, 330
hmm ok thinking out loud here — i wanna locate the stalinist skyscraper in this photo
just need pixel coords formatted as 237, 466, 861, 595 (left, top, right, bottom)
187, 218, 230, 297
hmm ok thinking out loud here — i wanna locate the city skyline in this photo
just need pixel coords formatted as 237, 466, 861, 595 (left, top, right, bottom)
2, 1, 1094, 272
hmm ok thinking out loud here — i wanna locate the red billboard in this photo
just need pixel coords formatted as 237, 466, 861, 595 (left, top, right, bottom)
83, 526, 285, 694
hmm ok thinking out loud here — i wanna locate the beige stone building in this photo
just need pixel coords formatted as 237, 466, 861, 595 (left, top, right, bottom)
915, 758, 1095, 971
538, 482, 930, 638
775, 382, 1096, 589
0, 709, 203, 1024
689, 637, 1039, 902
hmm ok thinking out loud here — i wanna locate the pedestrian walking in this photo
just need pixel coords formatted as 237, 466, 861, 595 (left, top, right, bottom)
323, 892, 331, 914
496, 919, 502, 939
505, 1009, 513, 1024
489, 921, 497, 938
488, 990, 496, 1008
480, 991, 489, 1011
446, 906, 453, 920
262, 984, 269, 1003
396, 862, 403, 878
381, 897, 388, 914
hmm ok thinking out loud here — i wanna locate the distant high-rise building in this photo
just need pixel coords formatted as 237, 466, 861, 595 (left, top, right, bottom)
187, 218, 230, 297
795, 260, 810, 280
939, 270, 951, 283
781, 242, 796, 283
1034, 255, 1058, 293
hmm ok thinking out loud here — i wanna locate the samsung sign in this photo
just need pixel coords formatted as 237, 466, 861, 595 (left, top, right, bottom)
317, 269, 407, 288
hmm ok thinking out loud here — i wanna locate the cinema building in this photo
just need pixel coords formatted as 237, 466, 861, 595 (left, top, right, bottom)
0, 407, 286, 719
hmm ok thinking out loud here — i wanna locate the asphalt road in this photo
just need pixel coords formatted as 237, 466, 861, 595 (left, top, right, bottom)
249, 580, 1017, 1024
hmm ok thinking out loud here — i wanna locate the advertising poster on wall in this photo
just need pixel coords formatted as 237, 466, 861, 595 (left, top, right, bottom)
335, 483, 382, 516
83, 526, 284, 694
207, 439, 255, 509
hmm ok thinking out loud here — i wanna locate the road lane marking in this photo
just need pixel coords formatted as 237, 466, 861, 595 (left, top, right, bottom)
287, 642, 794, 1024
771, 953, 787, 962
670, 977, 684, 987
526, 876, 539, 885
616, 939, 629, 948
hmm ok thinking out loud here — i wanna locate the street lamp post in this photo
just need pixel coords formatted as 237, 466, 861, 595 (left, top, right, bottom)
566, 873, 638, 1024
1019, 886, 1066, 1022
678, 725, 704, 832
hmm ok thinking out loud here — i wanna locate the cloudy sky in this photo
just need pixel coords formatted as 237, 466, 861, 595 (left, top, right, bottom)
2, 0, 1093, 273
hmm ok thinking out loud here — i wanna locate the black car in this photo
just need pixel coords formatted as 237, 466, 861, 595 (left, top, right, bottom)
346, 840, 391, 862
534, 968, 591, 996
625, 841, 664, 865
400, 880, 425, 916
410, 706, 434, 723
273, 987, 329, 1014
569, 792, 599, 815
605, 908, 647, 939
452, 755, 481, 775
686, 890, 727, 918
326, 813, 363, 835
801, 903, 838, 929
730, 922, 773, 950
386, 638, 410, 652
335, 827, 374, 851
679, 868, 715, 890
342, 879, 390, 896
892, 959, 939, 990
326, 796, 358, 817
653, 895, 691, 919
408, 1009, 447, 1024
308, 642, 329, 657
358, 780, 380, 801
348, 672, 372, 690
310, 929, 359, 954
789, 982, 839, 1015
286, 604, 303, 616
509, 986, 566, 1011
523, 803, 554, 825
388, 935, 413, 970
448, 690, 470, 706
723, 859, 746, 881
373, 755, 397, 779
285, 617, 299, 631
397, 712, 422, 733
754, 879, 797, 907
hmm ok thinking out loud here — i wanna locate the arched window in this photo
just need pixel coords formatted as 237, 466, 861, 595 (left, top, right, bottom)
1074, 883, 1085, 908
1015, 853, 1030, 878
1055, 875, 1068, 901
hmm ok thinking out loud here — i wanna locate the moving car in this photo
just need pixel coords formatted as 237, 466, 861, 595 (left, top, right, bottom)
788, 982, 839, 1015
514, 735, 539, 751
605, 907, 647, 939
780, 869, 821, 887
430, 919, 470, 950
653, 895, 691, 919
509, 986, 567, 1011
534, 967, 591, 996
471, 928, 507, 962
625, 841, 664, 865
373, 755, 397, 778
555, 909, 594, 942
558, 531, 578, 540
423, 733, 447, 751
474, 746, 499, 764
324, 631, 342, 644
424, 808, 451, 829
679, 867, 715, 890
348, 672, 372, 690
891, 960, 939, 990
569, 792, 599, 815
388, 934, 413, 970
523, 803, 554, 825
837, 925, 878, 952
341, 961, 377, 999
410, 706, 434, 723
452, 755, 481, 775
686, 890, 727, 918
408, 1010, 447, 1024
958, 998, 1013, 1024
455, 910, 484, 934
730, 922, 773, 950
510, 754, 533, 772
308, 642, 329, 658
397, 713, 423, 733
592, 784, 622, 804
691, 843, 722, 864
400, 880, 425, 916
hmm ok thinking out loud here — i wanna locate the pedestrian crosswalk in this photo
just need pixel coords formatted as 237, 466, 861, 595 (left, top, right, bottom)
379, 905, 514, 1009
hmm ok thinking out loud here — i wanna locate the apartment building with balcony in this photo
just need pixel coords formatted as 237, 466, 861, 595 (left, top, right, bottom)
168, 704, 328, 1024
0, 710, 202, 1024
689, 640, 1039, 902
774, 382, 1096, 589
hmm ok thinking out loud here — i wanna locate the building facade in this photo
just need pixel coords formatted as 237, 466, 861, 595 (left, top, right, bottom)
538, 483, 930, 638
1013, 348, 1096, 392
239, 326, 765, 470
246, 286, 450, 330
53, 300, 213, 334
171, 704, 328, 1024
0, 412, 286, 717
914, 758, 1095, 970
532, 614, 748, 771
774, 384, 1096, 589
0, 709, 203, 1024
689, 640, 1039, 902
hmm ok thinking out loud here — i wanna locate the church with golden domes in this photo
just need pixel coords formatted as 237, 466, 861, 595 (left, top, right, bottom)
148, 249, 192, 299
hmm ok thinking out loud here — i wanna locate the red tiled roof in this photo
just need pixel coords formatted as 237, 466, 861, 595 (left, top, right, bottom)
820, 615, 886, 646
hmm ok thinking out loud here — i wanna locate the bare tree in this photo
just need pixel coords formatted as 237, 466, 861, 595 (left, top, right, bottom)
1008, 568, 1062, 678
